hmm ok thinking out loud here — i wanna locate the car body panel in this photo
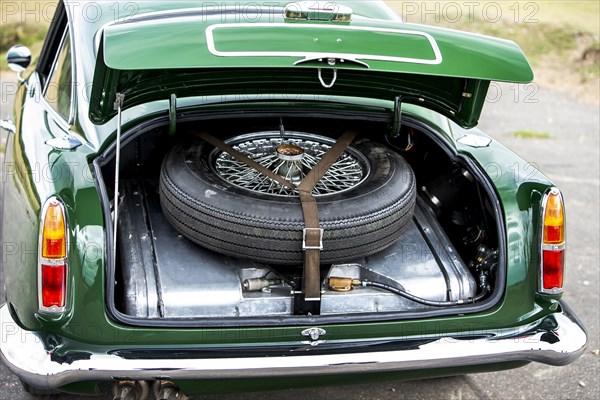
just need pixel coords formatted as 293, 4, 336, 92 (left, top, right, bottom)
101, 16, 532, 80
1, 71, 106, 332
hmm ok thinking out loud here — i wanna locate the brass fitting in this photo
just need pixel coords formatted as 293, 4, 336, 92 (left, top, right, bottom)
327, 277, 361, 292
243, 278, 282, 292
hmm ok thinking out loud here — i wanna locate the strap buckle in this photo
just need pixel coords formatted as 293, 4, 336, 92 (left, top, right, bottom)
303, 228, 324, 251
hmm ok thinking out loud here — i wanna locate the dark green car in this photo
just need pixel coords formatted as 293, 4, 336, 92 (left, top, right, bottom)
0, 1, 587, 398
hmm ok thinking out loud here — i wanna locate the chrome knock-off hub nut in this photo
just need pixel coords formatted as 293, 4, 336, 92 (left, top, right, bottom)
276, 144, 305, 161
275, 145, 306, 183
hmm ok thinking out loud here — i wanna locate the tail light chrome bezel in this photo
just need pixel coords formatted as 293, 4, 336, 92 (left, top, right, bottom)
38, 196, 69, 313
539, 187, 565, 295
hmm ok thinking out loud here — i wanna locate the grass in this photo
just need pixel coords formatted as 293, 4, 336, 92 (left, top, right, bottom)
426, 18, 582, 67
0, 22, 48, 51
0, 0, 53, 71
385, 1, 599, 32
385, 0, 598, 62
385, 0, 600, 102
0, 22, 48, 71
533, 1, 600, 33
512, 130, 553, 139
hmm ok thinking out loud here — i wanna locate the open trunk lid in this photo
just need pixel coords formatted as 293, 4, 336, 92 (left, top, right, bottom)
90, 6, 533, 128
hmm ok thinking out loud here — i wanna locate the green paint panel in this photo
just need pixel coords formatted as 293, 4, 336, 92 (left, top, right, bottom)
92, 11, 533, 127
210, 24, 438, 62
102, 16, 533, 81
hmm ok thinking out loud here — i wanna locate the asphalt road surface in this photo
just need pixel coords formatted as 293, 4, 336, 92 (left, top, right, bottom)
1, 80, 598, 399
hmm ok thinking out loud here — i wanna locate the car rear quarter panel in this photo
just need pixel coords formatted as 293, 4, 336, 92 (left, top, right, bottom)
451, 121, 559, 311
2, 73, 106, 334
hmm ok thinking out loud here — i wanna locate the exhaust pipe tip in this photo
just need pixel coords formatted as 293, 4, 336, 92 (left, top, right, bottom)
113, 380, 150, 400
153, 380, 187, 400
113, 381, 137, 400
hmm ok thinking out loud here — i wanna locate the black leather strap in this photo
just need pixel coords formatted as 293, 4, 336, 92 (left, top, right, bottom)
296, 130, 358, 303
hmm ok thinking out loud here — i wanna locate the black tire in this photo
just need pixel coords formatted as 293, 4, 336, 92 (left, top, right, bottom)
159, 135, 416, 265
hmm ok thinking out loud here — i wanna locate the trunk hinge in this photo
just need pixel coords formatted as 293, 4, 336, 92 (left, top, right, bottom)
390, 96, 413, 151
168, 94, 177, 137
112, 93, 125, 259
390, 96, 402, 138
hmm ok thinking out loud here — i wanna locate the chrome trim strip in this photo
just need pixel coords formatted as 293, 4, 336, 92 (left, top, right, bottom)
41, 27, 75, 124
205, 23, 443, 65
65, 11, 77, 126
0, 303, 586, 390
31, 71, 91, 151
41, 28, 67, 99
37, 23, 89, 148
542, 243, 566, 251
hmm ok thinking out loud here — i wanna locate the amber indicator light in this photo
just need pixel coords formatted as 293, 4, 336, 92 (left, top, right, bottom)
41, 200, 66, 259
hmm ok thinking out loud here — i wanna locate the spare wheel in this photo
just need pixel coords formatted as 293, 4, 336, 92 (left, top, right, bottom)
159, 131, 417, 265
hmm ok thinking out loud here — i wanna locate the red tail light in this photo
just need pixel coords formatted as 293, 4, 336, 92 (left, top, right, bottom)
39, 197, 68, 312
41, 264, 66, 307
540, 188, 565, 294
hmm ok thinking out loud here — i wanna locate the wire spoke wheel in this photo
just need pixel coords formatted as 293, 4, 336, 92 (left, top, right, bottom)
212, 132, 370, 196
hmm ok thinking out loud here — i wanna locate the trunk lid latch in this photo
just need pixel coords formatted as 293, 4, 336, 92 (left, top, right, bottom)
301, 327, 327, 345
293, 57, 370, 89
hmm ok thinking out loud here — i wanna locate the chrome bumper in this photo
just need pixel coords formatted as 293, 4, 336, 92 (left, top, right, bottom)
0, 303, 587, 390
